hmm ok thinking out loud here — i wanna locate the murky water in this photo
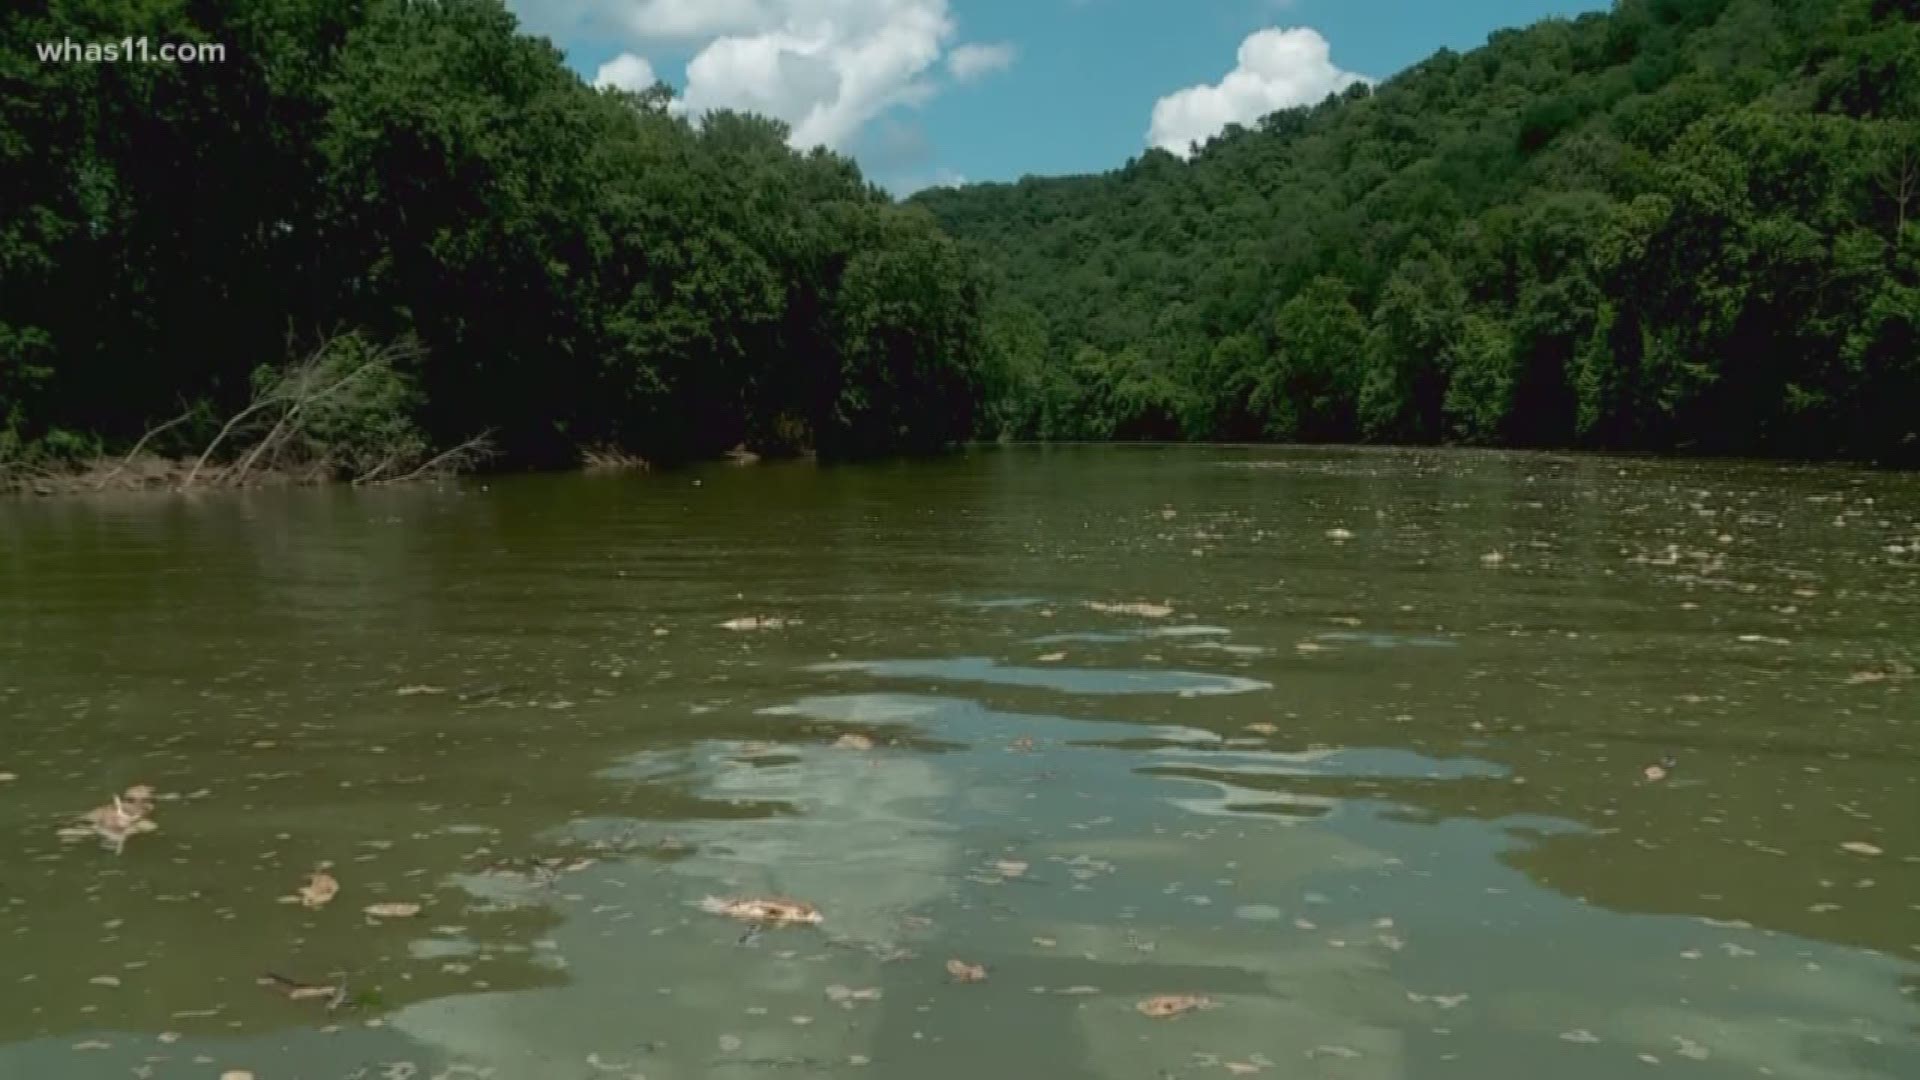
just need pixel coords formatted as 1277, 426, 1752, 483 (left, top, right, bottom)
2, 446, 1916, 1080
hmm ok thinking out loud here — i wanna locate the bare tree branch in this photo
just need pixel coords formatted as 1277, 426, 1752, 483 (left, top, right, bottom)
228, 358, 380, 485
373, 431, 494, 486
94, 406, 197, 490
180, 395, 286, 491
351, 450, 405, 486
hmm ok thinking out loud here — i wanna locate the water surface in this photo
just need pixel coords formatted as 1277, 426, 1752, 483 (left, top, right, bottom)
2, 446, 1916, 1079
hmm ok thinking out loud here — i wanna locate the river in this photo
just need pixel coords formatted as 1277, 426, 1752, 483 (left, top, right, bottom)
1, 446, 1915, 1079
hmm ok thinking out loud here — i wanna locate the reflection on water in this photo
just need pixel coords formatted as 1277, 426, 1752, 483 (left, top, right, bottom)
808, 656, 1273, 697
1315, 631, 1461, 649
0, 446, 1915, 1079
1030, 626, 1235, 645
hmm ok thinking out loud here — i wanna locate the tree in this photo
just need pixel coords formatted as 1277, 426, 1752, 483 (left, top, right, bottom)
1254, 277, 1366, 440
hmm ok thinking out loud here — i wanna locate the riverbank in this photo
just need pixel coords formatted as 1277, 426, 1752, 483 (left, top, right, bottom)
0, 449, 483, 498
0, 443, 776, 499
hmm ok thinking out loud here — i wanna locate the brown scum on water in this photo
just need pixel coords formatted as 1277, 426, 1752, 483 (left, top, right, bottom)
699, 896, 824, 926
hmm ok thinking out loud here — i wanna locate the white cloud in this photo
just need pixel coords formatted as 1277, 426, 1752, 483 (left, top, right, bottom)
512, 0, 961, 152
890, 167, 967, 196
946, 41, 1015, 83
1147, 27, 1366, 158
592, 52, 658, 92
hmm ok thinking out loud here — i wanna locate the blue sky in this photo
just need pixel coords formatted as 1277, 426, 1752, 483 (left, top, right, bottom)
509, 0, 1609, 192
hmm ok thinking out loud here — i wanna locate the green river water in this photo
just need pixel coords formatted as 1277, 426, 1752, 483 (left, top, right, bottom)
1, 446, 1915, 1080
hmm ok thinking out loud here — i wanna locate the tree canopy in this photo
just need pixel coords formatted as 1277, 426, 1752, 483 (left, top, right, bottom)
4, 0, 1915, 476
1, 0, 989, 469
914, 0, 1920, 465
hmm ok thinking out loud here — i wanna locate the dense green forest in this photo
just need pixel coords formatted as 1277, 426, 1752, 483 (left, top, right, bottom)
915, 0, 1920, 464
4, 0, 1917, 484
1, 0, 990, 479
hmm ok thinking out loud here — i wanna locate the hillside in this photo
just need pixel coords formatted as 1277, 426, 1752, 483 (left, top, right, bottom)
913, 0, 1919, 464
2, 0, 989, 478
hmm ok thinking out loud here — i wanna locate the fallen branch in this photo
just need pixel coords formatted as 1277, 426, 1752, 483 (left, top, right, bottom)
228, 359, 379, 486
372, 431, 494, 486
581, 445, 651, 472
350, 449, 405, 486
181, 396, 284, 491
95, 407, 197, 491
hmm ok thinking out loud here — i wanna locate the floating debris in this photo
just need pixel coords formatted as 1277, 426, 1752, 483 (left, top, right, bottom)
832, 733, 875, 751
1559, 1029, 1601, 1044
62, 785, 159, 853
699, 896, 823, 927
1643, 756, 1675, 783
720, 616, 796, 631
1406, 992, 1469, 1010
299, 869, 340, 909
1846, 661, 1912, 685
1325, 528, 1354, 541
1480, 551, 1505, 566
1036, 651, 1067, 663
992, 859, 1029, 879
1840, 841, 1884, 857
395, 685, 446, 696
1137, 994, 1211, 1018
258, 973, 345, 1007
364, 902, 423, 919
1085, 600, 1174, 619
825, 985, 883, 1004
1673, 1037, 1711, 1061
455, 682, 517, 702
946, 959, 987, 983
1243, 722, 1279, 736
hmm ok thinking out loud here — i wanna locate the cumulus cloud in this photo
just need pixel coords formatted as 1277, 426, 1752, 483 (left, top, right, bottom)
592, 52, 658, 92
890, 167, 967, 196
681, 3, 950, 149
1147, 27, 1366, 157
946, 41, 1015, 83
512, 0, 960, 152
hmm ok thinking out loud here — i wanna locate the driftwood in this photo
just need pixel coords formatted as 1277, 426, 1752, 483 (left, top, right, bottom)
580, 445, 650, 473
370, 431, 494, 485
226, 359, 380, 486
184, 338, 410, 490
172, 336, 485, 492
8, 336, 491, 497
180, 394, 285, 491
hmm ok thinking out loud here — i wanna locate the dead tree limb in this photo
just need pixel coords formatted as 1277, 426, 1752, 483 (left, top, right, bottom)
95, 407, 197, 490
350, 450, 405, 486
373, 431, 494, 486
180, 396, 286, 491
228, 359, 379, 486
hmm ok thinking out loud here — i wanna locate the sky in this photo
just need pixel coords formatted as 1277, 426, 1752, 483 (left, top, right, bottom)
506, 0, 1611, 194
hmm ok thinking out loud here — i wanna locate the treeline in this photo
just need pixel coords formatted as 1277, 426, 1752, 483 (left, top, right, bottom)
1, 0, 990, 475
915, 0, 1920, 464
